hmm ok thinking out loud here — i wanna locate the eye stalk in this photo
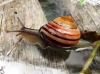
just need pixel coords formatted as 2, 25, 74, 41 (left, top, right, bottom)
6, 17, 39, 36
6, 17, 25, 33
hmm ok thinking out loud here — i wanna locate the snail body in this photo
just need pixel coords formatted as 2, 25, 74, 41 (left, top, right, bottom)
7, 16, 81, 50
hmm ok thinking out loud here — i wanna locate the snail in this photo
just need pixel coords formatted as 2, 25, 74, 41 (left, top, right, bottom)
7, 16, 81, 51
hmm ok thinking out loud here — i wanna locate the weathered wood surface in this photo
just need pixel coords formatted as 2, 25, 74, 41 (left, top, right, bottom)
48, 0, 100, 33
0, 0, 100, 74
0, 0, 68, 74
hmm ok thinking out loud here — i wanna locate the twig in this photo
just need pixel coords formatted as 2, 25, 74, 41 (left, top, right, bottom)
7, 37, 22, 56
80, 40, 100, 74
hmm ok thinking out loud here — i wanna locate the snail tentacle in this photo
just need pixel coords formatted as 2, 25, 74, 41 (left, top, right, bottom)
17, 17, 25, 29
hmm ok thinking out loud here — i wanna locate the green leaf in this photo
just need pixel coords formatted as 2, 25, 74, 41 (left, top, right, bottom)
79, 0, 84, 3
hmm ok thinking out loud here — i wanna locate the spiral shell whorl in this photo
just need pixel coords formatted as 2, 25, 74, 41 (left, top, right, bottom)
39, 16, 80, 48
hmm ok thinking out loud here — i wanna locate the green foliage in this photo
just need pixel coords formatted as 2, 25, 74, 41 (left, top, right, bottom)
79, 0, 84, 3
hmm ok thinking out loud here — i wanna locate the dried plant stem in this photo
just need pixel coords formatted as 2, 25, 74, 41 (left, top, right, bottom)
80, 40, 100, 74
7, 37, 22, 56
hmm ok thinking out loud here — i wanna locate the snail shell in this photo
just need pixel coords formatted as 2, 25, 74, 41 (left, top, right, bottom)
39, 16, 81, 48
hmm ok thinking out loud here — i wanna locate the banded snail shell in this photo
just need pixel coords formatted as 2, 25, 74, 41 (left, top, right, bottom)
39, 16, 81, 48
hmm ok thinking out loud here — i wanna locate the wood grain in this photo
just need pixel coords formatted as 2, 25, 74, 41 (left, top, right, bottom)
0, 0, 68, 74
